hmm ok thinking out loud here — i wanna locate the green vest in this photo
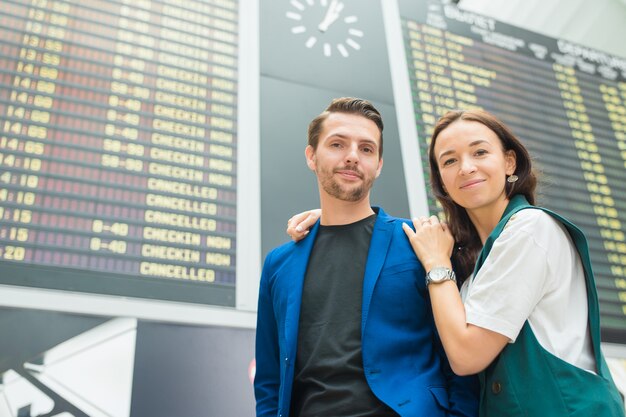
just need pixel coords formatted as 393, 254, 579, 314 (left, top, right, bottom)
474, 195, 624, 417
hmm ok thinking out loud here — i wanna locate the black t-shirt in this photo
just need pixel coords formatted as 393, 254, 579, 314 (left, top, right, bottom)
290, 214, 398, 417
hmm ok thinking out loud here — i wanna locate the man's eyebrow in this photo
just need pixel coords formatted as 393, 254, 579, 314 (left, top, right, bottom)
326, 134, 378, 146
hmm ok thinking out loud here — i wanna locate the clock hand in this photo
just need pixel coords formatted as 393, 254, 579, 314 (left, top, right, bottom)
318, 0, 344, 33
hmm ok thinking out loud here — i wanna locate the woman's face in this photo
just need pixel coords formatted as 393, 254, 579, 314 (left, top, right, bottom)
433, 120, 516, 216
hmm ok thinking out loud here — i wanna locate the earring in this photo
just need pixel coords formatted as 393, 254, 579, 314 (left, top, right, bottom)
507, 174, 519, 183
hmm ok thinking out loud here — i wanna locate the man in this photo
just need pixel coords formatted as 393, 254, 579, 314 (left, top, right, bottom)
255, 97, 478, 417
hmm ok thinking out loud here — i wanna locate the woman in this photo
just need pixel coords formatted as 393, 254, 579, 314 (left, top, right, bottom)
287, 110, 624, 416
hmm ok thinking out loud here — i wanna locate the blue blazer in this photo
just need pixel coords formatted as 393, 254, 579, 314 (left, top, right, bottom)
255, 207, 478, 417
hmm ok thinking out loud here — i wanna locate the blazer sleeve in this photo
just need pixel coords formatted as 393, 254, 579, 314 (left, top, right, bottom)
254, 250, 281, 417
435, 318, 480, 417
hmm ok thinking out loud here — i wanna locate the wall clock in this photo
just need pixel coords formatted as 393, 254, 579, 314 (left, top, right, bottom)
286, 0, 364, 58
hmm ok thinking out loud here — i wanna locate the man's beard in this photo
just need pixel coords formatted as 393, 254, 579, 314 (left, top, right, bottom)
318, 163, 375, 202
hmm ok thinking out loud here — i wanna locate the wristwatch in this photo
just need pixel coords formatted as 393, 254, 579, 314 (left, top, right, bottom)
426, 267, 456, 286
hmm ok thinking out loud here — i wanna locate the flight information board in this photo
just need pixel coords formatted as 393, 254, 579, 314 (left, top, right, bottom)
401, 1, 626, 342
0, 0, 238, 306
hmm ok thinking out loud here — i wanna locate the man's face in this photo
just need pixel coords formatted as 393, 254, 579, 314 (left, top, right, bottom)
306, 112, 383, 202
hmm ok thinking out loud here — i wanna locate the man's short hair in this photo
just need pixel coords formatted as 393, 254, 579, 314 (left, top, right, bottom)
307, 97, 384, 159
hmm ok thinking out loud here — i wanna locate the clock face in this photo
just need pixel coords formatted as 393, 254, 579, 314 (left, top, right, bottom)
286, 0, 364, 58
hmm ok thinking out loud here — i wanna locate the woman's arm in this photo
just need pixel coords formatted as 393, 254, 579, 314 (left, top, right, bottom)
402, 216, 509, 375
286, 209, 321, 241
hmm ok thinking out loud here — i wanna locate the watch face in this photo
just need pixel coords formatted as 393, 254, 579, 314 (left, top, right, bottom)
429, 268, 447, 282
427, 267, 455, 284
286, 0, 364, 58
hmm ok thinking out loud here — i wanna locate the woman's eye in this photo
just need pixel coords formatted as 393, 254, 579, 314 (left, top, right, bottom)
475, 149, 488, 156
442, 158, 455, 166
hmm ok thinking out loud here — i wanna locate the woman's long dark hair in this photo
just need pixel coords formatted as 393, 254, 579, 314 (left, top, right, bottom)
429, 110, 538, 282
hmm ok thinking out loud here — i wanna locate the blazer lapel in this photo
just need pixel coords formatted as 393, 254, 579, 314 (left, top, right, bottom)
361, 208, 394, 332
284, 221, 320, 360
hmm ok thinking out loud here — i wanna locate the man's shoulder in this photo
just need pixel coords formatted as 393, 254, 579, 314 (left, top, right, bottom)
373, 206, 412, 227
374, 210, 423, 268
376, 211, 414, 237
264, 239, 297, 267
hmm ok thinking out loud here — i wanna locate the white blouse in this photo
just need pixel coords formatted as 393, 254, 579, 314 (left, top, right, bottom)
461, 209, 595, 372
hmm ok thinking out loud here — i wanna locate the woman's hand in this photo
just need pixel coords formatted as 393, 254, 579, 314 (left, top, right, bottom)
402, 215, 455, 272
403, 215, 510, 375
286, 209, 321, 241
